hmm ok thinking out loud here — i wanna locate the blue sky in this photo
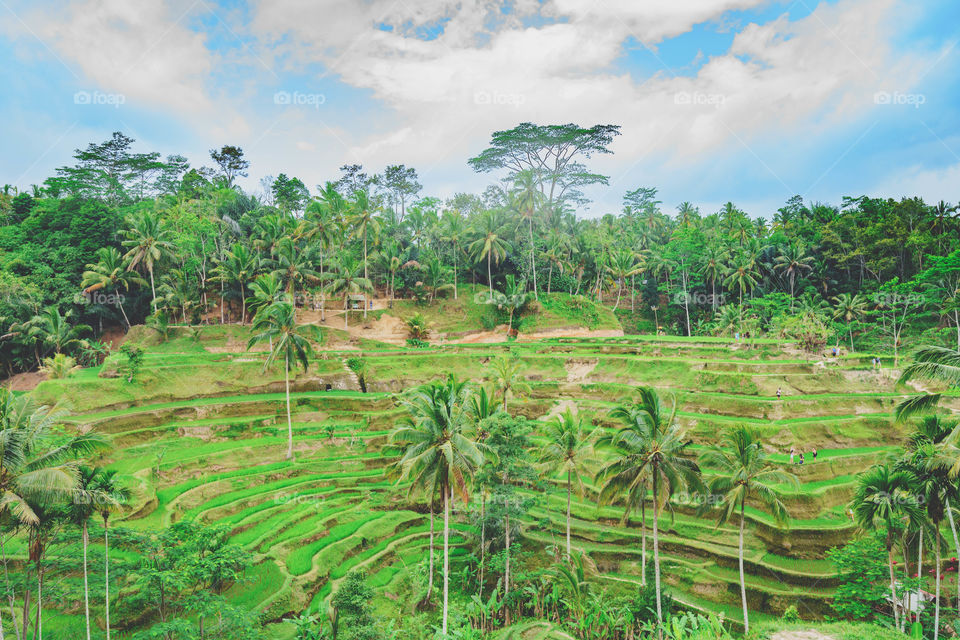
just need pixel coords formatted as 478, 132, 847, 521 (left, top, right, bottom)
1, 0, 958, 218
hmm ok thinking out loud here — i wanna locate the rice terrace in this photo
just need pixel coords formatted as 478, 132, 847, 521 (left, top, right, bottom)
3, 2, 960, 639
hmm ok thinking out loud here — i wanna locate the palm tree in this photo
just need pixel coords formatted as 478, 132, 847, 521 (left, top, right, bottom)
0, 389, 107, 639
831, 293, 868, 351
512, 170, 541, 300
215, 243, 259, 324
301, 193, 341, 320
26, 306, 91, 361
390, 376, 487, 636
899, 444, 957, 640
468, 209, 510, 296
325, 255, 374, 329
597, 387, 702, 637
90, 469, 129, 640
774, 241, 814, 305
606, 250, 641, 311
896, 346, 960, 419
723, 255, 759, 329
69, 466, 118, 640
121, 211, 175, 311
487, 356, 531, 412
270, 236, 319, 307
440, 211, 467, 300
700, 426, 798, 634
81, 247, 145, 330
247, 301, 319, 459
247, 272, 285, 319
538, 408, 596, 558
699, 243, 728, 311
348, 190, 381, 319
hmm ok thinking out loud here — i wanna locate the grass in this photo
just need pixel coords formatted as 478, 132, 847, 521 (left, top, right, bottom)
22, 319, 924, 637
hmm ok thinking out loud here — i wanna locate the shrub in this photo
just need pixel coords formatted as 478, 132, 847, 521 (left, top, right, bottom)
405, 313, 430, 340
40, 353, 79, 379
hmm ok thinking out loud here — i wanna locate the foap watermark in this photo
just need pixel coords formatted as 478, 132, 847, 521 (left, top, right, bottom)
674, 91, 725, 108
274, 90, 326, 109
474, 89, 526, 108
672, 291, 726, 307
74, 90, 126, 108
73, 291, 125, 306
871, 292, 926, 307
874, 91, 925, 109
273, 493, 327, 509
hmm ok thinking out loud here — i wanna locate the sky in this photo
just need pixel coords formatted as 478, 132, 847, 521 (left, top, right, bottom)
1, 0, 958, 219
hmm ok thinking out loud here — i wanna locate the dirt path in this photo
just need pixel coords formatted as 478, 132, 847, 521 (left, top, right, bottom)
770, 631, 836, 640
1, 370, 47, 391
565, 358, 598, 383
543, 398, 577, 421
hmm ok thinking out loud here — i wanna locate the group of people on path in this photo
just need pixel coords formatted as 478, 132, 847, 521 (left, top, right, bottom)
789, 446, 817, 465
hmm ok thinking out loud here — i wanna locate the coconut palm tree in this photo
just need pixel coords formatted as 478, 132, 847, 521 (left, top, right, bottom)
832, 293, 868, 351
215, 243, 259, 324
269, 236, 319, 308
468, 209, 510, 296
300, 193, 341, 320
0, 389, 107, 639
247, 301, 319, 459
89, 469, 129, 640
390, 376, 487, 636
440, 211, 467, 300
325, 255, 374, 330
896, 346, 960, 419
774, 241, 814, 305
898, 443, 957, 640
24, 306, 90, 363
538, 408, 596, 558
699, 243, 728, 311
121, 211, 175, 311
700, 426, 798, 634
512, 170, 542, 300
606, 250, 641, 311
81, 247, 145, 330
487, 356, 531, 412
69, 466, 116, 640
348, 190, 381, 319
596, 387, 702, 637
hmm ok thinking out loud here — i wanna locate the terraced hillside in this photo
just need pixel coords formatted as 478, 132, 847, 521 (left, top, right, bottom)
16, 326, 957, 638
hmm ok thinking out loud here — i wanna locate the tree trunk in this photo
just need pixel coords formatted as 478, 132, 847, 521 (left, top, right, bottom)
529, 218, 538, 301
739, 502, 749, 634
428, 504, 434, 600
479, 493, 486, 598
104, 519, 111, 640
344, 296, 349, 330
83, 522, 91, 640
117, 299, 131, 331
487, 252, 493, 296
442, 485, 450, 636
320, 248, 326, 322
453, 249, 458, 300
240, 286, 246, 325
641, 498, 646, 586
35, 561, 42, 640
946, 500, 960, 613
363, 231, 369, 320
652, 473, 663, 640
149, 267, 157, 313
284, 352, 293, 460
566, 469, 572, 559
2, 535, 20, 640
888, 544, 901, 631
935, 530, 941, 640
505, 507, 511, 625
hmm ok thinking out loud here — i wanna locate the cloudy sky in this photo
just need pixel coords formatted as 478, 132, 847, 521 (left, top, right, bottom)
1, 0, 957, 217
